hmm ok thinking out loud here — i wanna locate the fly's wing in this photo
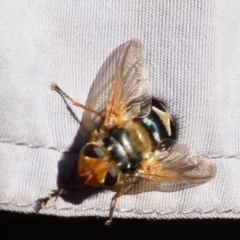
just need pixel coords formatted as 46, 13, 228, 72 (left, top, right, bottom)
156, 139, 216, 184
103, 39, 151, 128
130, 139, 217, 193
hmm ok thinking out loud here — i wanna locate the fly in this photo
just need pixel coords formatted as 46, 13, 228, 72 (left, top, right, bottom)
36, 39, 216, 226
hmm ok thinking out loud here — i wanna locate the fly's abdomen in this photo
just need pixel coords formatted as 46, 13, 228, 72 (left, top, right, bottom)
103, 100, 175, 173
135, 99, 176, 148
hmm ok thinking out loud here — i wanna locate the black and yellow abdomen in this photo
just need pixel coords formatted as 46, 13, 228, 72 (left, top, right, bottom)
103, 99, 176, 173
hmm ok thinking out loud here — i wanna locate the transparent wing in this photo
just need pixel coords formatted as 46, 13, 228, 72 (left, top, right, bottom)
125, 139, 217, 193
156, 139, 216, 183
103, 39, 151, 128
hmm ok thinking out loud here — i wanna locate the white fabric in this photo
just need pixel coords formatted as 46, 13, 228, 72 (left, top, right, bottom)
1, 0, 240, 219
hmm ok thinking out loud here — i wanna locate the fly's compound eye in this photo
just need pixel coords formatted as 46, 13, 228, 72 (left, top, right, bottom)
104, 166, 118, 186
82, 144, 105, 158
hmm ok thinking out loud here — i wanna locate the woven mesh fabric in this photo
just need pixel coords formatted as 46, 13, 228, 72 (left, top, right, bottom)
0, 1, 240, 219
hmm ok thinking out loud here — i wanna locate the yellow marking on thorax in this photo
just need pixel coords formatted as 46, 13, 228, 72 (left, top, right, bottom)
125, 121, 152, 159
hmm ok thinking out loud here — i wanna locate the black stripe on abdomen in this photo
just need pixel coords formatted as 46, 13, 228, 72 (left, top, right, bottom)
135, 101, 176, 148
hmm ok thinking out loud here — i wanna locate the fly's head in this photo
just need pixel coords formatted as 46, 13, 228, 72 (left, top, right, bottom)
78, 143, 119, 187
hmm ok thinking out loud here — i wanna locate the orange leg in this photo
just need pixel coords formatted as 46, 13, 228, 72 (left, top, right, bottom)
35, 154, 80, 212
35, 187, 88, 212
50, 82, 104, 120
105, 178, 140, 226
35, 188, 66, 212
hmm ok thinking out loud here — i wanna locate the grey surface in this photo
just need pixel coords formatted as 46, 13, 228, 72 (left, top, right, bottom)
0, 1, 239, 219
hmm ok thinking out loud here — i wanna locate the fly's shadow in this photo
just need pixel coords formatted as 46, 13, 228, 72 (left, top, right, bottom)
54, 42, 126, 207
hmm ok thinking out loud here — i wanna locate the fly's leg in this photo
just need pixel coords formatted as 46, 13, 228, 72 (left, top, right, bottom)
35, 156, 79, 212
50, 82, 104, 120
35, 188, 66, 212
35, 187, 88, 212
105, 178, 140, 226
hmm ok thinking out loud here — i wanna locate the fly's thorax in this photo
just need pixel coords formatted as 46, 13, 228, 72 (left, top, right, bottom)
78, 143, 119, 187
103, 122, 152, 173
125, 121, 152, 158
